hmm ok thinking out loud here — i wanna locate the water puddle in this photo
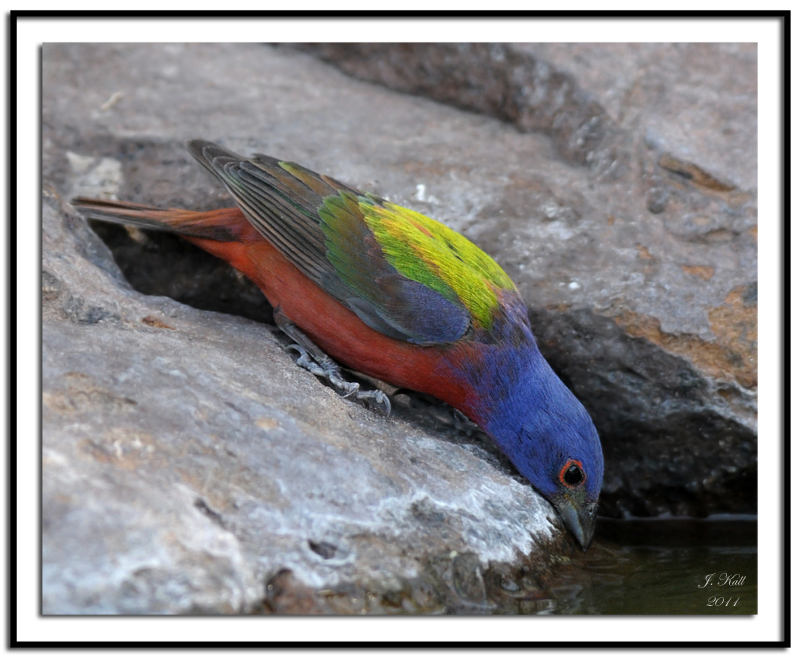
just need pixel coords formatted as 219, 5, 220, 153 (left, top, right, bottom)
539, 516, 757, 614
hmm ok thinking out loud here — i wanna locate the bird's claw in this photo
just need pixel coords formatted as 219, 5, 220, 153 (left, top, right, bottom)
286, 343, 390, 415
354, 388, 392, 416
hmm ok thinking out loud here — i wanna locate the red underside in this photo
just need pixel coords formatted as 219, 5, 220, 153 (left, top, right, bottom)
184, 208, 477, 415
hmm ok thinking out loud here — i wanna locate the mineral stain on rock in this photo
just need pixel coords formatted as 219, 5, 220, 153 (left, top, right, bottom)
141, 315, 176, 329
658, 154, 737, 194
613, 282, 757, 391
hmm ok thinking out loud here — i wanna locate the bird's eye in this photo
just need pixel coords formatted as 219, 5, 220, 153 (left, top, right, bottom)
560, 459, 585, 487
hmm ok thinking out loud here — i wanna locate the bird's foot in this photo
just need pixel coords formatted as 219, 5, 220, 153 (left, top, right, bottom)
286, 344, 391, 415
276, 311, 391, 416
286, 343, 357, 394
352, 387, 392, 416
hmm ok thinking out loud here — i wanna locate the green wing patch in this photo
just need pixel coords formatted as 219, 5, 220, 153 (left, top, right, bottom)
359, 199, 516, 331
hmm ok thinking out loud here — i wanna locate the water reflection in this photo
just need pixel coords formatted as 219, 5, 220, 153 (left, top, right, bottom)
541, 516, 757, 615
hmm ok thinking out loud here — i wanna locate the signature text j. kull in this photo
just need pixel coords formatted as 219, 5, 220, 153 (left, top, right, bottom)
699, 573, 747, 589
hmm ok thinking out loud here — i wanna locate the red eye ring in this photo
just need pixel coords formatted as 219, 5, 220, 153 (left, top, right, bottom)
560, 459, 585, 487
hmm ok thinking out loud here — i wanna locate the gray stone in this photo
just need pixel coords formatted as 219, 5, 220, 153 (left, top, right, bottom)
42, 185, 571, 614
296, 43, 623, 171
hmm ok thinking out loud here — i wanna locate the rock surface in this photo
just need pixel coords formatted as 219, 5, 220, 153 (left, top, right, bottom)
296, 43, 758, 517
42, 186, 570, 615
42, 43, 757, 614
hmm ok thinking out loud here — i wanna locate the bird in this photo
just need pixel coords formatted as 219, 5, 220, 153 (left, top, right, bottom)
72, 140, 604, 550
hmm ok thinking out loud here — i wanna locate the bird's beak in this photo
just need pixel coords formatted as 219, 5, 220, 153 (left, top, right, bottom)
552, 495, 597, 551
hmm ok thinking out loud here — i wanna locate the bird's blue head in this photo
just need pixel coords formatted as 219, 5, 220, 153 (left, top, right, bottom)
459, 336, 604, 550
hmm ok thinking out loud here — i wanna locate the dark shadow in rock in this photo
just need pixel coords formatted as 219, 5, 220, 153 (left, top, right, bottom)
89, 222, 275, 325
307, 540, 338, 560
529, 307, 758, 519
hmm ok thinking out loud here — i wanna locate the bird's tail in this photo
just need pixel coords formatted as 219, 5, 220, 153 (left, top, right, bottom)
71, 197, 246, 242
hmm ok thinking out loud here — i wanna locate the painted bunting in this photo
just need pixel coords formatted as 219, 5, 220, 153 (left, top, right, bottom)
73, 140, 603, 550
